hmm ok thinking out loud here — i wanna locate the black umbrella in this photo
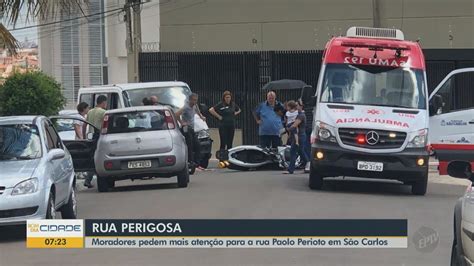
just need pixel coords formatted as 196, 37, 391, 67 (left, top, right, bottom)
261, 79, 307, 91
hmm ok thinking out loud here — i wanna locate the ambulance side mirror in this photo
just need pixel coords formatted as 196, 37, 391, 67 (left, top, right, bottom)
301, 85, 317, 106
429, 94, 443, 117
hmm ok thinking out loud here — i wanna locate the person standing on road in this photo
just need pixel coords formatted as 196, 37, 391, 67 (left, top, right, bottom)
285, 102, 309, 174
83, 96, 107, 188
176, 93, 206, 169
297, 100, 311, 160
254, 91, 284, 148
74, 102, 94, 188
142, 97, 151, 106
74, 102, 90, 140
87, 95, 108, 135
209, 91, 241, 151
150, 95, 159, 105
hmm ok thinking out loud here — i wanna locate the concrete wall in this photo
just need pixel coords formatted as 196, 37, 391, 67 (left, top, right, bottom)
160, 0, 474, 51
209, 129, 242, 158
105, 0, 160, 84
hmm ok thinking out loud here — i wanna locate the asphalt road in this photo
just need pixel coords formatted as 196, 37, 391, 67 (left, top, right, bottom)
0, 167, 469, 266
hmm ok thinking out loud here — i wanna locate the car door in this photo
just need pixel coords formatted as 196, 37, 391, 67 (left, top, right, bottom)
50, 116, 98, 172
429, 68, 474, 146
43, 121, 70, 204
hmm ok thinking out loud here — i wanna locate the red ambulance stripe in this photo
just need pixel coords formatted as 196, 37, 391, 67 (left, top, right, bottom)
431, 144, 474, 151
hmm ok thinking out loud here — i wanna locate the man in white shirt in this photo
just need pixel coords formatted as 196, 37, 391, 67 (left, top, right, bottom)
74, 102, 90, 140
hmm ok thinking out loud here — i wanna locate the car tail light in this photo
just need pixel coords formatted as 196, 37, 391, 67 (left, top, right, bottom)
162, 156, 176, 166
164, 110, 175, 129
165, 156, 175, 164
101, 115, 109, 134
104, 161, 113, 170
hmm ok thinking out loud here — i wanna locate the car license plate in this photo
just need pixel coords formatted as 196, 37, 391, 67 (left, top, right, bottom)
128, 160, 152, 169
357, 161, 383, 172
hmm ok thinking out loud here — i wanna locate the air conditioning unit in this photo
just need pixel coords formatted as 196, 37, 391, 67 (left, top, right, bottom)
346, 27, 404, 41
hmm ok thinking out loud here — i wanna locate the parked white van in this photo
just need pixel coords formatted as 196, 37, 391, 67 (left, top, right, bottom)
77, 82, 213, 169
77, 82, 191, 110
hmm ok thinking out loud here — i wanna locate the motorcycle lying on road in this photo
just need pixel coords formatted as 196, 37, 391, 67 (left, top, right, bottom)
217, 145, 302, 171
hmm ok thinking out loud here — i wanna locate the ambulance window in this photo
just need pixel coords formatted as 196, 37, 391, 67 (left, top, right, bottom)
94, 93, 119, 110
433, 72, 474, 114
79, 93, 93, 107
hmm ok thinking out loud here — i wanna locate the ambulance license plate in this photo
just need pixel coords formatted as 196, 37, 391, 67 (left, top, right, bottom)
357, 161, 383, 172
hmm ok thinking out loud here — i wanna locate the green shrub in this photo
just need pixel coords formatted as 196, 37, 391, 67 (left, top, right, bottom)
0, 71, 65, 116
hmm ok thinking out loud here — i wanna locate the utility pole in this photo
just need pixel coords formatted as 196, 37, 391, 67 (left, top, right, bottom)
372, 0, 381, 28
125, 0, 142, 83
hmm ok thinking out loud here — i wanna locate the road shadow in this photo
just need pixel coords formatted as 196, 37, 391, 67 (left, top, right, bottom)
285, 175, 468, 197
322, 178, 413, 196
78, 180, 182, 194
0, 225, 26, 243
112, 182, 181, 192
284, 175, 416, 196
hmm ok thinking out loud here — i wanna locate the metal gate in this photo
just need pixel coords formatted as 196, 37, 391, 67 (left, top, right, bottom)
139, 49, 474, 145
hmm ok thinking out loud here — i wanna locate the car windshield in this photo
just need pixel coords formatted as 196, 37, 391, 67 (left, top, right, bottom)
320, 64, 426, 109
124, 86, 191, 108
0, 124, 42, 160
107, 111, 170, 134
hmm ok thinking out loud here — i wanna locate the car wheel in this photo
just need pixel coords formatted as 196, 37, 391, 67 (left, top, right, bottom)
178, 164, 189, 188
45, 192, 56, 219
107, 179, 116, 189
60, 185, 77, 219
309, 167, 324, 190
451, 237, 465, 266
189, 162, 196, 175
97, 176, 109, 192
411, 172, 428, 196
451, 214, 465, 266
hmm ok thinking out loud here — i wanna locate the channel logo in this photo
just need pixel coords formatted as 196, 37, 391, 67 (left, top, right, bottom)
27, 220, 84, 237
27, 220, 84, 249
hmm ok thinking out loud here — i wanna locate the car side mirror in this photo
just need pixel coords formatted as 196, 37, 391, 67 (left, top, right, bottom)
48, 149, 66, 161
447, 161, 473, 181
301, 85, 317, 107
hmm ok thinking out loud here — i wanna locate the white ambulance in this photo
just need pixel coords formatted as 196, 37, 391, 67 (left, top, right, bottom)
302, 27, 431, 195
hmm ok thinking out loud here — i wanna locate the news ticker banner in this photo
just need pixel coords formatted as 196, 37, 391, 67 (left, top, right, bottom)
27, 219, 407, 249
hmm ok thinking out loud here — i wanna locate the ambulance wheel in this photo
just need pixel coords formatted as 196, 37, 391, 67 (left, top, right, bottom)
309, 170, 324, 190
411, 173, 428, 196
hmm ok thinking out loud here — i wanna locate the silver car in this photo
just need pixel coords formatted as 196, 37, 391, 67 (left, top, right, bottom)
91, 106, 188, 192
0, 116, 77, 225
446, 161, 474, 266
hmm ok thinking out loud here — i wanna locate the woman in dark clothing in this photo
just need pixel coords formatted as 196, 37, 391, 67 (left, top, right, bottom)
209, 91, 241, 151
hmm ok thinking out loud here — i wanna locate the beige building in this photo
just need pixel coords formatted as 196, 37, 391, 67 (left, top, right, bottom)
160, 0, 474, 51
105, 0, 160, 84
39, 0, 108, 108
